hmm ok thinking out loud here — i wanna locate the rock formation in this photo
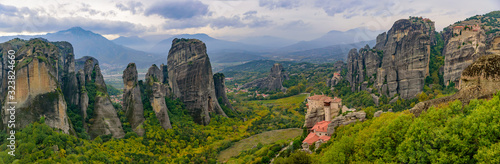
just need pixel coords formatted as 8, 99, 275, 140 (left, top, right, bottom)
145, 64, 172, 130
410, 54, 500, 117
326, 111, 366, 134
213, 73, 234, 111
76, 57, 125, 138
1, 39, 71, 133
122, 63, 145, 135
443, 27, 487, 86
347, 17, 435, 99
167, 38, 227, 125
241, 63, 289, 92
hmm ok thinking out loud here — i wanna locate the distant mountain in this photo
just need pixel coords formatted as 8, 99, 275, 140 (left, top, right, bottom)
266, 40, 376, 63
237, 36, 298, 48
0, 27, 163, 72
112, 36, 151, 52
149, 33, 270, 63
149, 33, 270, 53
221, 60, 295, 73
278, 28, 384, 52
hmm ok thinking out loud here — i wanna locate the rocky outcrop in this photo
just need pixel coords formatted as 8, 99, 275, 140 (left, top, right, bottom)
346, 46, 382, 92
167, 38, 227, 125
0, 39, 71, 133
326, 111, 366, 134
213, 73, 234, 111
76, 57, 125, 138
241, 63, 289, 92
145, 64, 172, 130
122, 63, 145, 135
54, 41, 79, 106
347, 17, 435, 99
443, 29, 487, 86
371, 94, 379, 106
410, 54, 500, 117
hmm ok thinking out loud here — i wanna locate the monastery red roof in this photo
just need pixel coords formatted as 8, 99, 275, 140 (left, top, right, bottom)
311, 121, 331, 132
319, 135, 331, 141
303, 133, 319, 145
308, 95, 341, 103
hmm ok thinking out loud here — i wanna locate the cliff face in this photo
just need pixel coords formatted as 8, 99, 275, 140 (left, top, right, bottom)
122, 63, 145, 136
76, 57, 125, 138
0, 39, 71, 133
410, 54, 500, 117
441, 11, 500, 86
241, 63, 289, 92
213, 73, 234, 111
443, 28, 487, 86
167, 38, 227, 125
145, 64, 172, 130
347, 17, 434, 99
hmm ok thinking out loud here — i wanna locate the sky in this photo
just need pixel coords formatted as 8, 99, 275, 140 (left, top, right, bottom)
0, 0, 498, 41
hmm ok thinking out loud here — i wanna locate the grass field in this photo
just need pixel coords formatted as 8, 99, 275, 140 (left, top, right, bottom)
251, 93, 308, 109
217, 128, 302, 163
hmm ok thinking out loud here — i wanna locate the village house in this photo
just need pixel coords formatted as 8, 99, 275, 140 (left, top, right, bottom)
302, 95, 342, 151
306, 95, 342, 122
472, 24, 481, 32
453, 26, 464, 35
302, 121, 331, 150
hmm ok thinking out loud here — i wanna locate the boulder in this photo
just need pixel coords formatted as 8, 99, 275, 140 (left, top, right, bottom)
371, 94, 379, 106
327, 111, 366, 134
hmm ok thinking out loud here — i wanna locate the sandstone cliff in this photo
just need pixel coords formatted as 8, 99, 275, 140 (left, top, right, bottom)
167, 38, 227, 125
0, 39, 71, 133
442, 12, 500, 86
410, 54, 500, 117
213, 73, 234, 111
347, 17, 435, 99
145, 64, 172, 130
241, 63, 289, 92
122, 63, 145, 136
76, 57, 125, 138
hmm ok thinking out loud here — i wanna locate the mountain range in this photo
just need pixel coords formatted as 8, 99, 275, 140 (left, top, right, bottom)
0, 27, 162, 73
0, 27, 380, 72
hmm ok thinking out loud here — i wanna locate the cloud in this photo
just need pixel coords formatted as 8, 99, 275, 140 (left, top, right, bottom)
145, 0, 209, 20
0, 4, 146, 35
116, 1, 143, 14
314, 0, 397, 18
242, 11, 273, 28
259, 0, 302, 10
162, 11, 272, 30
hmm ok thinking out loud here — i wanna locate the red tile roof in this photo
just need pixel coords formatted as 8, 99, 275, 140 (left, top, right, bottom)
332, 97, 342, 103
319, 135, 331, 141
453, 26, 464, 29
311, 121, 331, 132
308, 95, 342, 103
303, 133, 319, 145
308, 95, 328, 101
334, 72, 341, 76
